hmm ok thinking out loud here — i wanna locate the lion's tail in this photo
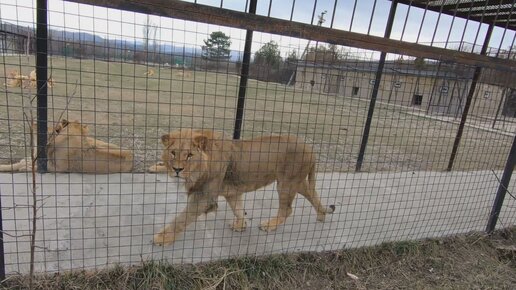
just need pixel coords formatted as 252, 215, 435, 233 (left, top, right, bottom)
308, 162, 336, 214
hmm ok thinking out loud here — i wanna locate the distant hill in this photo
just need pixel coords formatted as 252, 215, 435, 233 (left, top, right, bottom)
1, 21, 243, 61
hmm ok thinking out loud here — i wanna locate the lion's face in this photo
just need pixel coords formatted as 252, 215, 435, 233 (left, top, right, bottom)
48, 119, 89, 149
55, 119, 88, 136
161, 130, 211, 180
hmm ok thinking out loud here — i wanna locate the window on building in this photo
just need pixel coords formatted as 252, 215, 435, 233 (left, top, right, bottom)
352, 87, 359, 96
412, 94, 423, 106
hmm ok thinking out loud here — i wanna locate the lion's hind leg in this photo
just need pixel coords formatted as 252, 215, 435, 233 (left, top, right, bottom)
259, 182, 296, 232
297, 180, 335, 222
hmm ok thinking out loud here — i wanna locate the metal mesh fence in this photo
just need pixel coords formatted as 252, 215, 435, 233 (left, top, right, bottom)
0, 0, 515, 275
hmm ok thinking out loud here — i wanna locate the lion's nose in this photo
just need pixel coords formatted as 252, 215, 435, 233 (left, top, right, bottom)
172, 167, 184, 174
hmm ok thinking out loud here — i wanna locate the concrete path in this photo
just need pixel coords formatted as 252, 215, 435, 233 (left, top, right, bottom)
0, 171, 515, 274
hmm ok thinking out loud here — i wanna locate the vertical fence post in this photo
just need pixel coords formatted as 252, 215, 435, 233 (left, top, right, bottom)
446, 24, 494, 171
355, 0, 398, 172
36, 0, 48, 172
492, 87, 507, 129
233, 0, 257, 140
0, 188, 4, 281
486, 133, 516, 234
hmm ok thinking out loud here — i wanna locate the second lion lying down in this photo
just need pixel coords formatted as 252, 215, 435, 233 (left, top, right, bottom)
153, 129, 335, 246
0, 120, 133, 173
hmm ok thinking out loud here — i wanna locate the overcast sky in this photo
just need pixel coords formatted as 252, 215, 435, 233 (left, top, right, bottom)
1, 0, 515, 58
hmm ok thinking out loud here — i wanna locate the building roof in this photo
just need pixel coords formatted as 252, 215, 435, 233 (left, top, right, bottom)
296, 60, 475, 79
0, 22, 30, 38
391, 0, 516, 32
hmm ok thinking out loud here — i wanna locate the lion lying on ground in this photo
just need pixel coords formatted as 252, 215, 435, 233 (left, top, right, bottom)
0, 120, 133, 173
153, 129, 335, 246
144, 68, 155, 77
4, 69, 55, 88
28, 70, 55, 88
4, 69, 28, 87
175, 70, 192, 78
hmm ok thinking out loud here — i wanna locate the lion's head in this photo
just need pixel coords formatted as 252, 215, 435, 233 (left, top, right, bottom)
53, 119, 89, 136
161, 129, 223, 181
47, 119, 89, 161
160, 129, 233, 187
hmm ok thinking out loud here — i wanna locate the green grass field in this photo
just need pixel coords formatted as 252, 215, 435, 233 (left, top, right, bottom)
0, 55, 512, 172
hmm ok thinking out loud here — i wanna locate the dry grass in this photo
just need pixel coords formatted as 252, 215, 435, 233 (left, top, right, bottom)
2, 227, 515, 289
0, 55, 512, 172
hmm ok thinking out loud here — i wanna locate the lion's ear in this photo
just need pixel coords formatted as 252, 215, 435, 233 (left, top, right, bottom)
161, 134, 175, 146
192, 134, 209, 151
81, 124, 89, 134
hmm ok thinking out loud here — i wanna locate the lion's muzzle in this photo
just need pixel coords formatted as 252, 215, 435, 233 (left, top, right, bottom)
172, 167, 183, 177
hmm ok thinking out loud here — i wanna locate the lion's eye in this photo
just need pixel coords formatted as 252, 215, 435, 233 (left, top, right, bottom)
170, 151, 176, 158
187, 153, 193, 160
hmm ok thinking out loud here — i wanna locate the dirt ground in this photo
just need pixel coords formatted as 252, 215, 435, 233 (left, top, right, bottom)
0, 56, 513, 173
2, 227, 515, 289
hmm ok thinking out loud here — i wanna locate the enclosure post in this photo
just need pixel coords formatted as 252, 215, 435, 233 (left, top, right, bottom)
355, 0, 398, 172
0, 187, 4, 281
36, 0, 48, 172
446, 24, 493, 171
492, 88, 507, 129
233, 0, 257, 139
486, 133, 516, 234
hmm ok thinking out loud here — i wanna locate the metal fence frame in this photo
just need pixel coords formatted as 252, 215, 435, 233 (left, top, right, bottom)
0, 0, 515, 279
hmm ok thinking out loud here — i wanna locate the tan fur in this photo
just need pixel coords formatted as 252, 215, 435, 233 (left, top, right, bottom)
153, 129, 335, 246
28, 70, 54, 88
0, 120, 133, 173
4, 70, 28, 87
175, 70, 192, 78
29, 70, 36, 88
144, 68, 155, 77
147, 161, 168, 173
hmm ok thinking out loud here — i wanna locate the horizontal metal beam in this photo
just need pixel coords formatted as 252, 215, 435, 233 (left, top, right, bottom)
64, 0, 516, 72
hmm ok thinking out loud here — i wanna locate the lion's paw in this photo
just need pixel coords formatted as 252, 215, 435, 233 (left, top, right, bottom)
259, 220, 279, 232
148, 162, 165, 173
316, 213, 326, 222
153, 231, 175, 246
230, 219, 247, 232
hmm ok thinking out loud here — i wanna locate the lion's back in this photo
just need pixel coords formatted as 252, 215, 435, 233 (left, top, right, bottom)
226, 134, 316, 188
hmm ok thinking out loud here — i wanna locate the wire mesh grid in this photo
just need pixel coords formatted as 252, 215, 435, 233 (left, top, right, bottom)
0, 0, 515, 275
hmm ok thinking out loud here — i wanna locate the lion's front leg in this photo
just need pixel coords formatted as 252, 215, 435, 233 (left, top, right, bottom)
153, 225, 178, 246
225, 193, 247, 232
153, 193, 214, 246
